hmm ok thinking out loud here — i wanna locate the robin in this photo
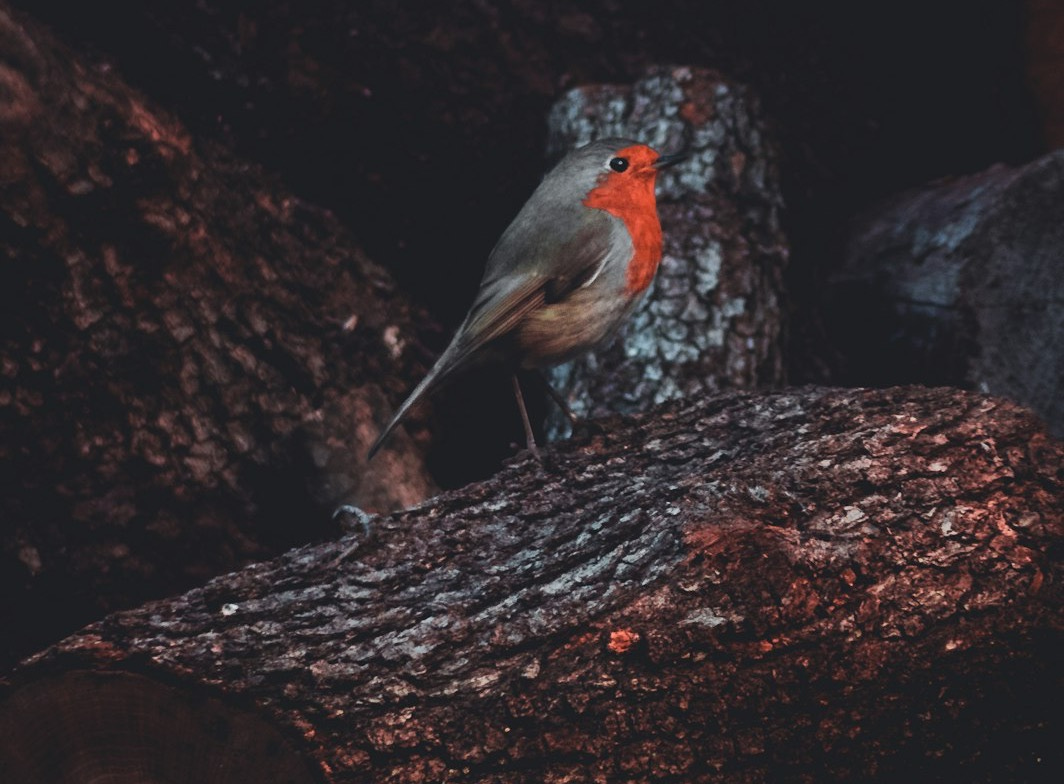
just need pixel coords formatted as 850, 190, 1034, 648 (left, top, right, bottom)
368, 138, 684, 460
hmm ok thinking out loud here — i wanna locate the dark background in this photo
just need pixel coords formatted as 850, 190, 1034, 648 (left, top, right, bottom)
8, 0, 1053, 484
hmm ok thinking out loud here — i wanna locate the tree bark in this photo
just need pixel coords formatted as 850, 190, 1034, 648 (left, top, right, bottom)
830, 150, 1064, 437
3, 386, 1060, 783
544, 67, 787, 439
0, 3, 437, 669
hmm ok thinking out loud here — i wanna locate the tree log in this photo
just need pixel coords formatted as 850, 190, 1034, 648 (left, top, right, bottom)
544, 67, 787, 439
2, 386, 1060, 782
830, 150, 1064, 437
0, 2, 437, 669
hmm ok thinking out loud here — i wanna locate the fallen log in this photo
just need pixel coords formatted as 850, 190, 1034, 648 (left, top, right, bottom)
832, 150, 1064, 437
0, 1, 436, 668
2, 386, 1060, 782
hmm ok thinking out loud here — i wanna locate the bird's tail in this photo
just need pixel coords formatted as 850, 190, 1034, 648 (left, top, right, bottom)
366, 341, 470, 459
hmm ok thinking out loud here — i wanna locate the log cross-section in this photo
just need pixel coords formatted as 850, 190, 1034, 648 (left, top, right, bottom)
1, 387, 1061, 782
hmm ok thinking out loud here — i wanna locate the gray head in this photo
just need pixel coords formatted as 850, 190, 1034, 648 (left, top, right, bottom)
539, 138, 685, 202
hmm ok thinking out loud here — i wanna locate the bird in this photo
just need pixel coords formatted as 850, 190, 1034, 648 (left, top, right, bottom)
368, 137, 684, 460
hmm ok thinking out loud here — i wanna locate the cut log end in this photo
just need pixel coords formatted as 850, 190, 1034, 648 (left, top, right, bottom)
0, 671, 319, 784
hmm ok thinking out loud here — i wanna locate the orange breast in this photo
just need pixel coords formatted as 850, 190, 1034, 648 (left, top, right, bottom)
581, 145, 664, 295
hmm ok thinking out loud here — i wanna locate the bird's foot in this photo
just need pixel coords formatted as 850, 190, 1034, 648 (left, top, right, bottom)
507, 440, 543, 464
329, 504, 377, 567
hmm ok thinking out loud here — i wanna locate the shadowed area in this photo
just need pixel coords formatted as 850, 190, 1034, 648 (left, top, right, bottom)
0, 671, 319, 784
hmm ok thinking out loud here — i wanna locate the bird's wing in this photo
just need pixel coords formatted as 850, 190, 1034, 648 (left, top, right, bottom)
461, 273, 548, 347
366, 274, 550, 459
463, 207, 618, 343
480, 199, 617, 292
367, 207, 616, 458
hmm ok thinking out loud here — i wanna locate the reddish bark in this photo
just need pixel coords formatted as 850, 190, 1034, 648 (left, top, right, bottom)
0, 3, 436, 668
3, 386, 1060, 782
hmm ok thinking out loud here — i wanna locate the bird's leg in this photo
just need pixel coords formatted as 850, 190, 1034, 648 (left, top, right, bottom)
511, 373, 541, 461
537, 371, 580, 429
537, 370, 604, 439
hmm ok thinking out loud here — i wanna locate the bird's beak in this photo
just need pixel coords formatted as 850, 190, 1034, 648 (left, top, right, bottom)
653, 151, 688, 169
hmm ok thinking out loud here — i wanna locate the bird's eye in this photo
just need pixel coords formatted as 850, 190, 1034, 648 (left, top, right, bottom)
609, 157, 629, 173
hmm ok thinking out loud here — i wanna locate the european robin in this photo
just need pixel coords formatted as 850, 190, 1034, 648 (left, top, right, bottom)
368, 138, 684, 459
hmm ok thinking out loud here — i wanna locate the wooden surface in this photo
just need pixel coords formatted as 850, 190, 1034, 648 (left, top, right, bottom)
0, 2, 437, 669
4, 386, 1060, 782
838, 150, 1064, 437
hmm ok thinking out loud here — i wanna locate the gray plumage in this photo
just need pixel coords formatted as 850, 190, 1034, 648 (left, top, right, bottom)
368, 138, 647, 459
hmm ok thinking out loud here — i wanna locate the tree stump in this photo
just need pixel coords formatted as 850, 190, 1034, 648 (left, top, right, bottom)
544, 66, 787, 438
2, 386, 1060, 782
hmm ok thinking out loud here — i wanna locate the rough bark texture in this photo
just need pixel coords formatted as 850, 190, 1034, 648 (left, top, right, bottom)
832, 149, 1064, 437
544, 66, 786, 438
0, 4, 438, 669
3, 386, 1060, 783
